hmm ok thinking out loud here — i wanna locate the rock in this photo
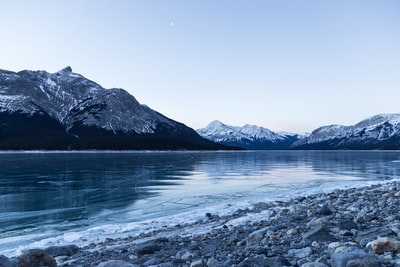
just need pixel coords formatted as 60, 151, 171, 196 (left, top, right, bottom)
355, 227, 392, 244
202, 243, 218, 255
288, 247, 312, 259
263, 256, 291, 267
244, 227, 268, 245
182, 251, 195, 260
239, 255, 272, 267
301, 262, 329, 267
97, 260, 138, 267
319, 205, 333, 215
176, 250, 195, 260
287, 228, 298, 236
303, 225, 337, 242
172, 258, 187, 266
334, 246, 354, 254
0, 255, 16, 267
143, 257, 160, 266
366, 237, 399, 254
311, 241, 320, 248
17, 249, 56, 267
329, 249, 369, 267
339, 230, 354, 236
338, 220, 357, 231
35, 182, 400, 267
190, 259, 204, 267
345, 255, 381, 267
394, 258, 400, 267
135, 244, 161, 255
206, 258, 220, 267
45, 244, 80, 257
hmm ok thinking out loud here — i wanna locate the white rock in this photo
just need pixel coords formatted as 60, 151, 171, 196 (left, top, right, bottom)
366, 237, 399, 254
287, 228, 298, 236
190, 259, 204, 267
288, 247, 312, 259
311, 241, 320, 248
328, 242, 341, 249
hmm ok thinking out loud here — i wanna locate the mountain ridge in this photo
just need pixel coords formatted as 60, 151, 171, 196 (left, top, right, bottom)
0, 67, 229, 150
291, 113, 400, 150
198, 114, 400, 150
197, 120, 301, 150
2, 67, 400, 150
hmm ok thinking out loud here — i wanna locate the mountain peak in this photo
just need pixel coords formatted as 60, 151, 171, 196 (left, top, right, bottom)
292, 113, 400, 149
197, 121, 300, 149
355, 113, 400, 128
59, 66, 72, 73
206, 120, 226, 128
0, 67, 228, 150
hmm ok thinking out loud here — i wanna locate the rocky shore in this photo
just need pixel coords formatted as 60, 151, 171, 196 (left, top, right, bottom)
2, 181, 400, 267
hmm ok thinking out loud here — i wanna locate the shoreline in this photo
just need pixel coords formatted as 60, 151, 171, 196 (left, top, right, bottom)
3, 181, 400, 267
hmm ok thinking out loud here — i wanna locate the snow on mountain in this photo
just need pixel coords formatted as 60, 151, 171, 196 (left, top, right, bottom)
0, 67, 226, 150
292, 114, 400, 149
197, 121, 301, 150
0, 66, 177, 134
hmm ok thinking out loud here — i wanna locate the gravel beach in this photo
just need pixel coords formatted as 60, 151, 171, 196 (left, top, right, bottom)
3, 181, 400, 267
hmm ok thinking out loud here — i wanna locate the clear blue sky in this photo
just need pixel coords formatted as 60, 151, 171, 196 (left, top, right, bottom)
1, 1, 399, 133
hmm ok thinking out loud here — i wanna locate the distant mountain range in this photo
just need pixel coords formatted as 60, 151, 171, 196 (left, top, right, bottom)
0, 67, 228, 150
292, 114, 400, 150
197, 120, 302, 150
2, 67, 400, 150
198, 114, 400, 150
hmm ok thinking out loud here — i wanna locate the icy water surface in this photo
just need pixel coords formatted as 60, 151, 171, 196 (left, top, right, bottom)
1, 150, 400, 255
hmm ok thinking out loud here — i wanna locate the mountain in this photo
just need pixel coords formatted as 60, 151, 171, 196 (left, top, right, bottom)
291, 114, 400, 150
0, 67, 228, 150
197, 120, 301, 149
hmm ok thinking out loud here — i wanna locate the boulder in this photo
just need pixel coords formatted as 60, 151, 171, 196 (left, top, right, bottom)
366, 237, 399, 254
45, 245, 80, 257
338, 220, 357, 231
303, 225, 337, 242
0, 255, 16, 267
17, 249, 56, 267
245, 227, 268, 245
318, 205, 333, 216
329, 249, 368, 267
346, 255, 381, 267
135, 244, 161, 256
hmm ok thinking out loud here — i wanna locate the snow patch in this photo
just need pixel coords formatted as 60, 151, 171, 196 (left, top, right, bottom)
0, 66, 176, 134
197, 120, 298, 144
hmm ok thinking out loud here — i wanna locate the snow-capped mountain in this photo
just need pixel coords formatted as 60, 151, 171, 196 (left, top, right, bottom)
197, 120, 301, 149
292, 114, 400, 149
0, 67, 226, 150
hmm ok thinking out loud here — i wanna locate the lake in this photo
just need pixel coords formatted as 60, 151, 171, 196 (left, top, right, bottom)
1, 150, 400, 255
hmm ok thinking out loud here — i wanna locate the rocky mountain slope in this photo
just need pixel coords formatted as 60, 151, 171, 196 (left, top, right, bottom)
0, 67, 227, 150
292, 114, 400, 149
197, 120, 301, 149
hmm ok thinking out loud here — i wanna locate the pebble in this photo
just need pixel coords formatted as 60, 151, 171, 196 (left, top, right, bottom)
2, 181, 400, 267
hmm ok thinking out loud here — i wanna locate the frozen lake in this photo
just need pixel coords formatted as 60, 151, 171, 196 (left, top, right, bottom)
1, 150, 400, 255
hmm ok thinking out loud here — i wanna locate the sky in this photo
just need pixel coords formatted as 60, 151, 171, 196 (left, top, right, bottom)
1, 1, 399, 133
